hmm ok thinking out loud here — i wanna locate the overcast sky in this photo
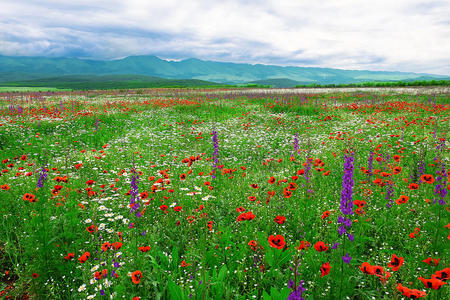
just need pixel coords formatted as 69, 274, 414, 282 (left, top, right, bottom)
0, 0, 449, 75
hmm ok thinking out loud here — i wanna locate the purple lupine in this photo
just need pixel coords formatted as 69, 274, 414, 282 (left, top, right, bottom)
291, 133, 299, 158
287, 280, 305, 300
304, 149, 312, 183
417, 160, 426, 178
95, 118, 99, 133
434, 163, 447, 205
342, 252, 352, 264
338, 152, 355, 241
367, 151, 374, 182
385, 182, 395, 208
129, 169, 141, 217
211, 130, 219, 179
36, 166, 48, 188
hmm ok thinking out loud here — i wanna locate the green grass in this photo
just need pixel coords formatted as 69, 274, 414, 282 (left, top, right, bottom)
0, 74, 230, 90
295, 79, 450, 88
0, 86, 71, 92
0, 90, 448, 299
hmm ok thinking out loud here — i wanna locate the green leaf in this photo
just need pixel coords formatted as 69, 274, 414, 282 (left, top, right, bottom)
280, 287, 290, 299
270, 287, 281, 299
263, 291, 271, 300
0, 282, 7, 293
171, 246, 179, 268
218, 265, 228, 282
277, 250, 292, 267
266, 249, 274, 267
168, 280, 184, 300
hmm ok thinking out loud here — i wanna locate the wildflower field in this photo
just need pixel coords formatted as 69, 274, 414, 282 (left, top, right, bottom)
0, 88, 448, 299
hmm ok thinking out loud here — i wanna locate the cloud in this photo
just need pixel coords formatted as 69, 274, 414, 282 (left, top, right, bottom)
0, 0, 449, 74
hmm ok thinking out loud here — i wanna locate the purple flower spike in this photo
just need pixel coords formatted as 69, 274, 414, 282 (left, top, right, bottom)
342, 253, 352, 264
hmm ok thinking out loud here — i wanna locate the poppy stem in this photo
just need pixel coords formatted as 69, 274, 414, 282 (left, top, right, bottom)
433, 204, 442, 251
339, 237, 345, 299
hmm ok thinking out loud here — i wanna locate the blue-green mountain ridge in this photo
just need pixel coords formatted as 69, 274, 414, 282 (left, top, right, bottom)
0, 55, 447, 86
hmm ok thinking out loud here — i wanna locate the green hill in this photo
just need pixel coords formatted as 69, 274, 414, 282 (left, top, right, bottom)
246, 78, 303, 88
0, 55, 448, 85
0, 74, 225, 90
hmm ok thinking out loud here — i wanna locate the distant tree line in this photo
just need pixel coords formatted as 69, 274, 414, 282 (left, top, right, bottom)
294, 80, 450, 88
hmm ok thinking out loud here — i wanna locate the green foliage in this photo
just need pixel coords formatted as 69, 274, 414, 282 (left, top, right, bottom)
0, 74, 229, 90
0, 89, 448, 299
295, 79, 450, 88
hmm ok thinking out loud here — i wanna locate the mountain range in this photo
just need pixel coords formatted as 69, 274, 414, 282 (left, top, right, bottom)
0, 55, 448, 87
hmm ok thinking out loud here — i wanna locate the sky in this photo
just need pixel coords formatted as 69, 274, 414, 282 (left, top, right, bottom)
0, 0, 449, 75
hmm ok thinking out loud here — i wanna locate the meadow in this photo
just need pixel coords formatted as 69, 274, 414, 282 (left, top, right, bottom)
0, 88, 448, 299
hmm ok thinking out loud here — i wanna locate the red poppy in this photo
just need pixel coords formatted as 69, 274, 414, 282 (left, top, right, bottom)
408, 183, 419, 190
396, 195, 409, 204
288, 182, 297, 191
420, 174, 435, 184
433, 267, 450, 281
393, 155, 401, 162
179, 173, 186, 180
274, 215, 286, 224
160, 205, 168, 211
388, 254, 404, 271
418, 277, 446, 290
139, 246, 151, 252
314, 241, 329, 252
131, 270, 143, 284
180, 260, 191, 267
248, 240, 258, 251
353, 200, 366, 208
23, 193, 36, 202
207, 220, 213, 231
320, 262, 331, 277
173, 206, 182, 212
236, 206, 245, 212
64, 252, 74, 260
112, 242, 123, 250
101, 242, 111, 252
393, 166, 402, 175
359, 262, 375, 275
250, 183, 259, 189
268, 234, 285, 249
140, 191, 149, 199
296, 240, 310, 250
86, 224, 97, 234
422, 257, 440, 266
237, 211, 255, 222
268, 176, 276, 184
78, 252, 90, 263
1, 184, 9, 191
20, 155, 27, 161
397, 283, 426, 298
31, 273, 39, 278
248, 196, 256, 202
283, 188, 292, 198
321, 211, 330, 219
